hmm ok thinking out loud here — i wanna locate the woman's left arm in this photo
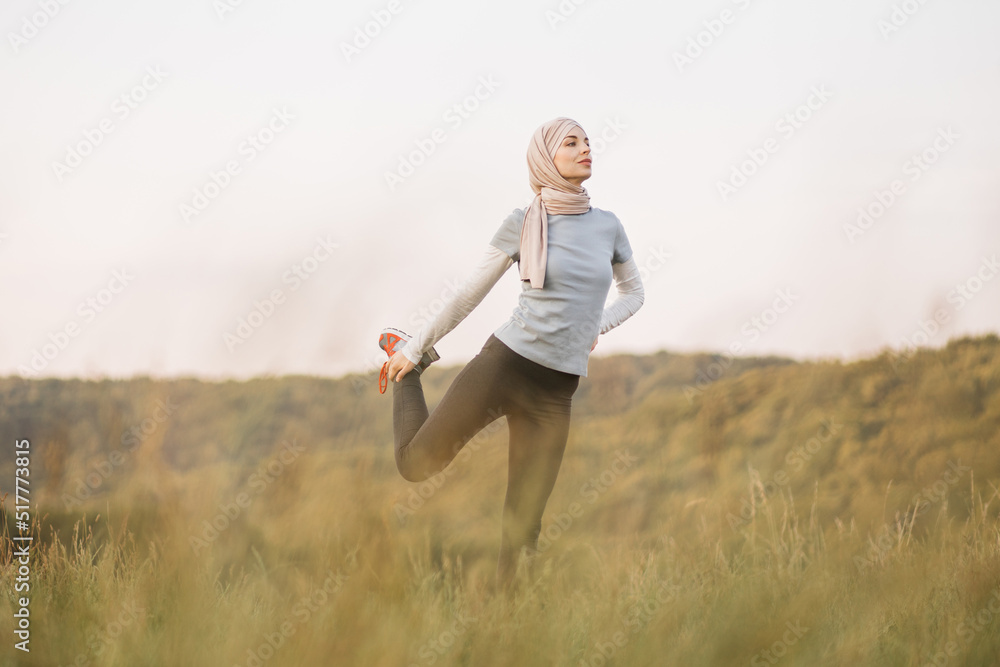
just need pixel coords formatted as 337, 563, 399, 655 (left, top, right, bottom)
599, 256, 644, 335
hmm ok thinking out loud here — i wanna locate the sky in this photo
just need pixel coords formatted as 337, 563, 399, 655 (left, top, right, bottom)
1, 0, 998, 381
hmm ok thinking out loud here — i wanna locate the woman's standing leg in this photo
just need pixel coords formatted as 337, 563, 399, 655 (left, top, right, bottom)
393, 335, 509, 482
494, 355, 580, 591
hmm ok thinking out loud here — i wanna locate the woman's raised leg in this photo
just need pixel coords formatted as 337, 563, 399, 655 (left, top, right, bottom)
392, 336, 507, 482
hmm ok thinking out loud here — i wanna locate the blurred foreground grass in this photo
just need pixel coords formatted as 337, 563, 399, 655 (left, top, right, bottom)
2, 335, 1000, 666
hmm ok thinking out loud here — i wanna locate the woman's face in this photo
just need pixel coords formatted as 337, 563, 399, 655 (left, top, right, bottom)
552, 126, 592, 186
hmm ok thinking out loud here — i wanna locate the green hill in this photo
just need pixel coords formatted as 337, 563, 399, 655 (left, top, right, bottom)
2, 333, 998, 545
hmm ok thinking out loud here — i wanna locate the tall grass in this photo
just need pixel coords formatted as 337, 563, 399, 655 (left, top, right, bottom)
1, 335, 999, 665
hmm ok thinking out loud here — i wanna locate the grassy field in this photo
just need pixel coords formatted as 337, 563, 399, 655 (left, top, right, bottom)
2, 334, 999, 666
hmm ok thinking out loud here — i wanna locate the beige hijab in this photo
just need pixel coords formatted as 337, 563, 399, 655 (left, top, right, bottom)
518, 117, 591, 288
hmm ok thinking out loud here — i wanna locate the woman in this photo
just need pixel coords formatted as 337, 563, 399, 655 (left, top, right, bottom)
378, 117, 644, 592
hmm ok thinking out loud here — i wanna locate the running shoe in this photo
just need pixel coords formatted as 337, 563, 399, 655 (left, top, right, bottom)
378, 327, 440, 394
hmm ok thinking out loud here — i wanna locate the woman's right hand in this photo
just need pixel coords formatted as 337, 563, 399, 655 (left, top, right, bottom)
386, 350, 417, 384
